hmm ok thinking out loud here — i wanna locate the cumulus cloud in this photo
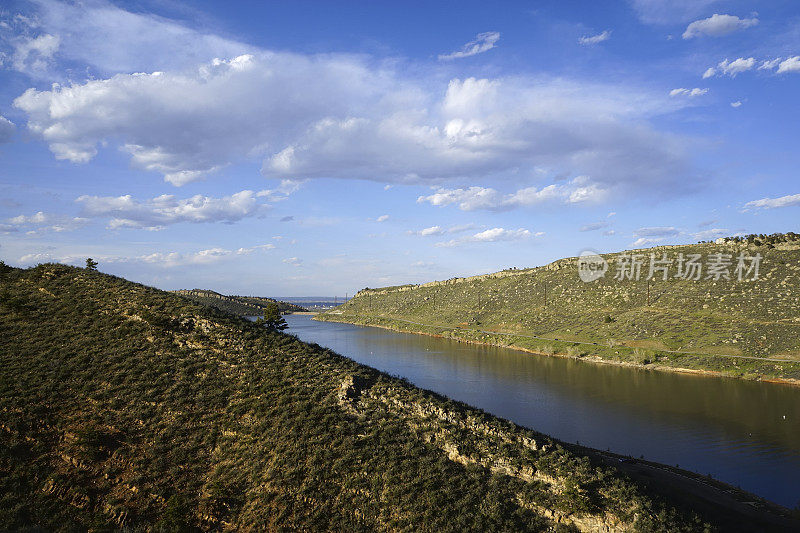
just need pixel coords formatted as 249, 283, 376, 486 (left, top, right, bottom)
730, 101, 742, 108
669, 87, 707, 97
777, 56, 800, 74
414, 225, 445, 236
708, 56, 800, 76
702, 57, 756, 78
76, 189, 277, 229
409, 223, 476, 237
138, 248, 233, 267
4, 211, 89, 234
10, 2, 694, 198
236, 244, 275, 254
435, 227, 538, 248
1, 0, 249, 76
0, 115, 14, 142
438, 32, 500, 60
10, 33, 60, 74
743, 193, 800, 210
375, 214, 389, 222
630, 237, 665, 247
262, 77, 691, 195
692, 228, 729, 240
683, 14, 758, 39
579, 30, 611, 45
282, 257, 303, 267
417, 177, 608, 211
18, 244, 275, 267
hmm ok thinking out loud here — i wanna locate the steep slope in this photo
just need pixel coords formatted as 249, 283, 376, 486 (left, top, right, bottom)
319, 239, 800, 383
1, 263, 795, 531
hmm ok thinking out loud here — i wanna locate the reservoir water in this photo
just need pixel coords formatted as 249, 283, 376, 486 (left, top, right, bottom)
283, 314, 800, 508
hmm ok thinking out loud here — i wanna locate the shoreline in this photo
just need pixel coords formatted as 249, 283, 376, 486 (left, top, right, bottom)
308, 313, 800, 528
316, 313, 800, 387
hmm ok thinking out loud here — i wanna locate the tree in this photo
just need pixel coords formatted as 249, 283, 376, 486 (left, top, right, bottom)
256, 303, 288, 331
85, 258, 98, 271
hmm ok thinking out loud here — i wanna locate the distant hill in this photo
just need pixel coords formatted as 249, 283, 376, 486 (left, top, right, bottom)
274, 296, 352, 310
171, 289, 307, 315
5, 263, 796, 530
320, 235, 800, 383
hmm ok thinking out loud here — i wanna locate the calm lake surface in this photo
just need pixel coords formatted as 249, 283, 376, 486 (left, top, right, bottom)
283, 314, 800, 507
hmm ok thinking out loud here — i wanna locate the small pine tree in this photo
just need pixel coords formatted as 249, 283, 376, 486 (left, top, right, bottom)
256, 303, 288, 331
85, 258, 98, 271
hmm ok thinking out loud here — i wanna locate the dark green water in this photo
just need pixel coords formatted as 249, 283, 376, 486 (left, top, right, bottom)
282, 314, 800, 508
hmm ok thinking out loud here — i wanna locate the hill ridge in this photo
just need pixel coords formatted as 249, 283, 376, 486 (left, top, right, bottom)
321, 239, 800, 382
3, 263, 799, 530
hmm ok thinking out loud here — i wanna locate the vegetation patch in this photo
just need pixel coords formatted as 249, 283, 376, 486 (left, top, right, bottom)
321, 239, 800, 383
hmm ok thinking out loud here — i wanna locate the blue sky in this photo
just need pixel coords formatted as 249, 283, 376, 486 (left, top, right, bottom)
0, 0, 799, 295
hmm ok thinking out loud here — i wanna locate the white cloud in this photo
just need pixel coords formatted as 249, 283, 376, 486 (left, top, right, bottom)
76, 189, 275, 229
257, 179, 304, 200
5, 211, 89, 234
579, 30, 611, 45
282, 257, 303, 267
138, 245, 273, 266
702, 57, 756, 78
414, 225, 444, 236
743, 193, 800, 209
9, 33, 60, 74
692, 228, 729, 240
683, 14, 758, 39
17, 244, 275, 268
730, 101, 742, 108
8, 211, 50, 225
376, 214, 389, 222
759, 58, 782, 70
11, 4, 694, 197
417, 178, 608, 211
2, 0, 249, 76
14, 52, 404, 184
777, 56, 800, 74
139, 248, 232, 267
409, 223, 476, 237
0, 115, 14, 142
236, 244, 275, 255
630, 237, 664, 247
669, 87, 708, 97
438, 32, 500, 60
435, 227, 535, 247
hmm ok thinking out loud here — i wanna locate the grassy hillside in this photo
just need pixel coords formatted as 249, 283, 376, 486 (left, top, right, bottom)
172, 289, 307, 316
319, 239, 800, 383
4, 263, 795, 530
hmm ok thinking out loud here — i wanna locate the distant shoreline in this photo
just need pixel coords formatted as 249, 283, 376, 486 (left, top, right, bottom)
316, 313, 800, 387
